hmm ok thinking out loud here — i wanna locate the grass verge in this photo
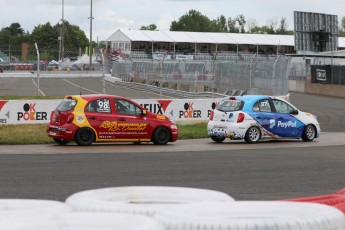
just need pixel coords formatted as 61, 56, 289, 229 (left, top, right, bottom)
0, 122, 209, 145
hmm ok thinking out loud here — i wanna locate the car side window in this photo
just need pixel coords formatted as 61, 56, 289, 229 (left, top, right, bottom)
86, 98, 111, 113
114, 99, 142, 115
273, 99, 295, 114
253, 99, 272, 112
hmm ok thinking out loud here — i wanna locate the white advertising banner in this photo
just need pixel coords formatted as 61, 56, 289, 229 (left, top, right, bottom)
175, 54, 194, 61
0, 100, 61, 125
0, 98, 221, 125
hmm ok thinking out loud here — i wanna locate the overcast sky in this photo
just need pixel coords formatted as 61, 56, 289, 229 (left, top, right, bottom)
0, 0, 344, 41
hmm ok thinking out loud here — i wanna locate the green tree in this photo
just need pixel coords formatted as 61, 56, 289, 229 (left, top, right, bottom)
30, 21, 89, 60
170, 10, 213, 32
236, 14, 246, 33
30, 22, 58, 49
55, 21, 89, 50
227, 17, 239, 33
227, 15, 246, 33
0, 23, 29, 45
140, 24, 157, 31
211, 15, 228, 32
249, 25, 275, 34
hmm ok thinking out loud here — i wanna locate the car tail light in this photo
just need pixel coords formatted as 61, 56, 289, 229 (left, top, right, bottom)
50, 111, 55, 122
237, 113, 245, 123
209, 110, 214, 121
67, 113, 74, 123
229, 97, 236, 100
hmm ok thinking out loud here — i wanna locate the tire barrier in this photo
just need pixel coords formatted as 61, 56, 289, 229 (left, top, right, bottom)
0, 187, 344, 229
153, 201, 345, 230
282, 187, 345, 214
0, 199, 71, 220
65, 186, 235, 216
0, 213, 163, 230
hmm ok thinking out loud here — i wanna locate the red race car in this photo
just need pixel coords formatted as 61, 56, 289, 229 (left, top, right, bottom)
47, 94, 178, 146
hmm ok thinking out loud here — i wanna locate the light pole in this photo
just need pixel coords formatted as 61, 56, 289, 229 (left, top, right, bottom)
89, 0, 94, 71
61, 0, 65, 61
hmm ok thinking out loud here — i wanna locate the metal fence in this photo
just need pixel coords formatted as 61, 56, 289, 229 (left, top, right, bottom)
111, 55, 290, 96
0, 44, 81, 63
287, 55, 345, 85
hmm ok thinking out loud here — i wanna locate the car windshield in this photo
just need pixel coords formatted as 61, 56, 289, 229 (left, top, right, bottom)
56, 99, 77, 112
217, 99, 243, 112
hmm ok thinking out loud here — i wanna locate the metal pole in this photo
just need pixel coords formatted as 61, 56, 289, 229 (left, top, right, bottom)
8, 45, 10, 63
61, 0, 65, 62
101, 51, 105, 94
34, 43, 40, 96
89, 0, 93, 71
160, 60, 163, 98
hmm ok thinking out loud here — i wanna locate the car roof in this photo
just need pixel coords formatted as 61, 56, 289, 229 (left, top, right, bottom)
65, 94, 129, 101
221, 95, 274, 111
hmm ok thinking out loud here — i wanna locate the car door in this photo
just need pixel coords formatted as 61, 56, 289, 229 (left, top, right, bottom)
271, 99, 304, 137
84, 98, 118, 140
113, 99, 151, 141
251, 99, 276, 135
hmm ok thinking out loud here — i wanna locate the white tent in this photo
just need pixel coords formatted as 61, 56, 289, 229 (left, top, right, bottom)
73, 54, 100, 70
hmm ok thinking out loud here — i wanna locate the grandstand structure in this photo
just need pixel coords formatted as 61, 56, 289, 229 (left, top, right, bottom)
106, 29, 345, 60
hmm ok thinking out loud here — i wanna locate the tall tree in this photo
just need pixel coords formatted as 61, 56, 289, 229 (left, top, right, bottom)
236, 14, 246, 33
0, 23, 28, 45
54, 21, 89, 49
30, 22, 58, 49
227, 17, 239, 33
211, 15, 228, 32
170, 10, 212, 32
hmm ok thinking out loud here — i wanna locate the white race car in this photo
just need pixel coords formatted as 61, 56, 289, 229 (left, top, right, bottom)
208, 95, 320, 143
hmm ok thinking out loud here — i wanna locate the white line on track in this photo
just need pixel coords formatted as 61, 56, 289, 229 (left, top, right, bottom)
31, 79, 46, 96
63, 79, 101, 94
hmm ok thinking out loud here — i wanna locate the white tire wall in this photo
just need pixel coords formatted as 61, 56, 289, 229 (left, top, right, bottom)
65, 186, 235, 216
0, 199, 71, 220
153, 201, 345, 230
0, 213, 163, 230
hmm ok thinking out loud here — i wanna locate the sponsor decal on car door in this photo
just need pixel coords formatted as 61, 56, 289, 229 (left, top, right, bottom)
114, 99, 150, 141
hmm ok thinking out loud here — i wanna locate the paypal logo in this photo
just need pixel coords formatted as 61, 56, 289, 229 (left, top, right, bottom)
277, 121, 297, 128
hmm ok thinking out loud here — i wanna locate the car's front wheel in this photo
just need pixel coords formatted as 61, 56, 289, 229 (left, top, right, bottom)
75, 127, 95, 146
302, 124, 316, 142
211, 136, 226, 143
152, 127, 171, 145
244, 126, 261, 143
53, 138, 70, 145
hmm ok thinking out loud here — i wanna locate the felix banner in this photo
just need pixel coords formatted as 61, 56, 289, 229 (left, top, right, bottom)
0, 99, 220, 125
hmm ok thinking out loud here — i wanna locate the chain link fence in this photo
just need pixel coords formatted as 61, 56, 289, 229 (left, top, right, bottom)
111, 55, 290, 96
0, 44, 105, 71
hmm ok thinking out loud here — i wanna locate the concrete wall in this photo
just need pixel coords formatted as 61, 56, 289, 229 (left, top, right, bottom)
289, 80, 345, 98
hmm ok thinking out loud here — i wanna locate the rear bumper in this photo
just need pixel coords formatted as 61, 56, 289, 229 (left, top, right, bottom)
46, 123, 79, 140
208, 121, 247, 139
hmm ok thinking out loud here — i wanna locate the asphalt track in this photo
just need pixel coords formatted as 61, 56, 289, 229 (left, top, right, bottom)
0, 77, 345, 202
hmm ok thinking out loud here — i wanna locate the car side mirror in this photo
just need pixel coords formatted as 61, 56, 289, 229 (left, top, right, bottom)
141, 109, 147, 116
290, 109, 299, 115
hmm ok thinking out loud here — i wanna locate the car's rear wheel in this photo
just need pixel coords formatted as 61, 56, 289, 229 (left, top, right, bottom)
75, 127, 95, 146
211, 136, 226, 143
53, 138, 70, 145
152, 127, 171, 145
302, 124, 316, 142
244, 126, 261, 143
